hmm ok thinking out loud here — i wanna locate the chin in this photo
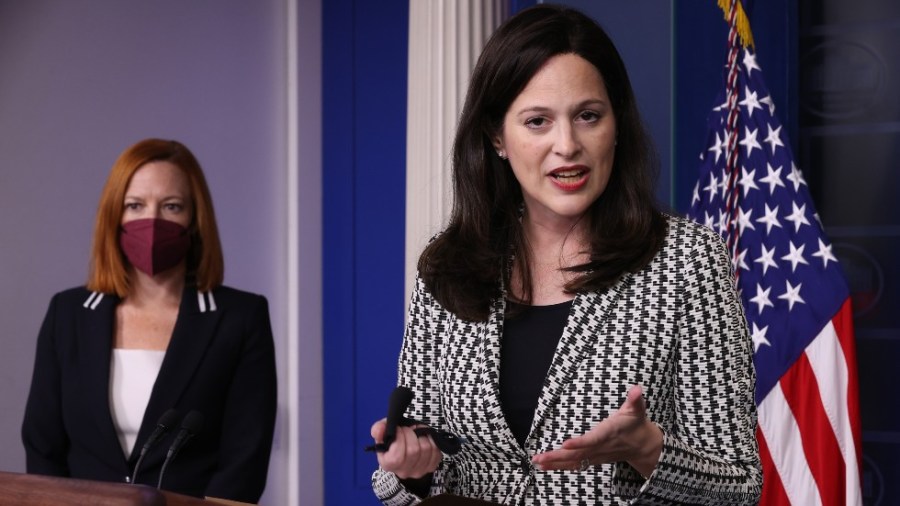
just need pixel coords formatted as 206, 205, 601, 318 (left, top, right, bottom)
556, 199, 598, 216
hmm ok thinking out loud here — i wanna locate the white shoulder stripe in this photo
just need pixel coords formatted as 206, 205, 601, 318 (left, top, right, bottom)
83, 291, 104, 310
196, 290, 217, 313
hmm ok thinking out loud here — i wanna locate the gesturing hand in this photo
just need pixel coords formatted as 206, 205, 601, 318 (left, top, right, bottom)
370, 418, 443, 479
531, 385, 662, 478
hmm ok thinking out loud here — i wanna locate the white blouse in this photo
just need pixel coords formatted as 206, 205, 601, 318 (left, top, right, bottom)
109, 349, 166, 458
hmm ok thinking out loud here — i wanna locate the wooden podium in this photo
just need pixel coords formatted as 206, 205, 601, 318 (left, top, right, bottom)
0, 471, 253, 505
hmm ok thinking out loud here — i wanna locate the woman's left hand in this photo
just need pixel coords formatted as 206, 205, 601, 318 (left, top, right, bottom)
531, 384, 663, 478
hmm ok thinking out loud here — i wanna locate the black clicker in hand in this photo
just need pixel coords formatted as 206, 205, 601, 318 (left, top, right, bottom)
365, 386, 467, 455
412, 426, 467, 455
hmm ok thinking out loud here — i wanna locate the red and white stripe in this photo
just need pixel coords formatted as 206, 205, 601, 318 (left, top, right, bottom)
757, 299, 862, 506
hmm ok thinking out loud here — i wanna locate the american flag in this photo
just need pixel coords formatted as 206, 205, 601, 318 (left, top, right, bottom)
686, 3, 863, 504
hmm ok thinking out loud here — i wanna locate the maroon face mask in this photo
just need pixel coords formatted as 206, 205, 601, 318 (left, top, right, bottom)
119, 218, 191, 276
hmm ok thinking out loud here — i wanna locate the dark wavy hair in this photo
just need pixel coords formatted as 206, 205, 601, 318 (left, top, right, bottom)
418, 4, 667, 322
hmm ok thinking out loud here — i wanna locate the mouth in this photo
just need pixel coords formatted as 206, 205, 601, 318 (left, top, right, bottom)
548, 166, 589, 189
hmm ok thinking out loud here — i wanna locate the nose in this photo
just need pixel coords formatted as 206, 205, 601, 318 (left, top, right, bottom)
145, 203, 163, 219
553, 121, 581, 159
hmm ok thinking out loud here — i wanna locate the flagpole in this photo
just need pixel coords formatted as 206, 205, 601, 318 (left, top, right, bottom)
723, 0, 745, 276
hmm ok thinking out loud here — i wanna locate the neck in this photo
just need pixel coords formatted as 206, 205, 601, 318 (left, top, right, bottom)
521, 212, 590, 268
126, 265, 186, 307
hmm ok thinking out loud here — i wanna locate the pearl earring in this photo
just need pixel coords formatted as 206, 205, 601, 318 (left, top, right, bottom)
497, 150, 507, 160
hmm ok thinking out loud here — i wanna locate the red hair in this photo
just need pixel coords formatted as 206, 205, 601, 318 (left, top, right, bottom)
87, 139, 224, 295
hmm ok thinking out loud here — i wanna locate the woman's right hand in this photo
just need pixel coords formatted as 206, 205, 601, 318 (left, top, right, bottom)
370, 418, 443, 479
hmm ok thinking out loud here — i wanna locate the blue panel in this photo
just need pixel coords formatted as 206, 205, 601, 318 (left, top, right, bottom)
323, 0, 408, 504
322, 0, 358, 503
350, 0, 409, 494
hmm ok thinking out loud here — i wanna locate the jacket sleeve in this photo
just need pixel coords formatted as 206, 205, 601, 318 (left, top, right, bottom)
22, 293, 71, 477
372, 274, 451, 505
615, 225, 763, 505
203, 295, 278, 503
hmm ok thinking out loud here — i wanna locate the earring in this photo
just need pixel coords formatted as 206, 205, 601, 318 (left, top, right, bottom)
497, 150, 507, 160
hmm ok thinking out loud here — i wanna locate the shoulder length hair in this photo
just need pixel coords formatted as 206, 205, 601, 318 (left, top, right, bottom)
418, 4, 667, 322
87, 138, 224, 296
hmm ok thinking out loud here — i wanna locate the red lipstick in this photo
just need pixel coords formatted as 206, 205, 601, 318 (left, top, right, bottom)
548, 165, 589, 191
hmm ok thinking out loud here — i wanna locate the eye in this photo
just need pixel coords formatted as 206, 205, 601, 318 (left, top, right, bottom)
524, 116, 549, 129
124, 202, 142, 211
164, 202, 184, 212
577, 110, 600, 123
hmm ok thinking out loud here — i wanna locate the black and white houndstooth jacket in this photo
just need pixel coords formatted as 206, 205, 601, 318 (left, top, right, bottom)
373, 215, 763, 505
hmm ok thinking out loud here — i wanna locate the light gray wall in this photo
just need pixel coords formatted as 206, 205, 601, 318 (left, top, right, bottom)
0, 1, 318, 504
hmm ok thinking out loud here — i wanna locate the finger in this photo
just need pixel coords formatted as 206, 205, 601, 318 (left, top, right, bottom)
561, 420, 612, 450
537, 459, 587, 471
623, 384, 646, 414
561, 433, 600, 450
415, 426, 444, 464
532, 448, 580, 465
370, 418, 387, 440
393, 426, 430, 478
376, 426, 407, 470
405, 426, 432, 471
532, 450, 588, 471
379, 426, 416, 472
415, 426, 443, 470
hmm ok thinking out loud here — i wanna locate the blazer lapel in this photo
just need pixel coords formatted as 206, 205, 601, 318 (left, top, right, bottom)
131, 287, 222, 462
479, 296, 522, 453
528, 274, 633, 441
78, 292, 131, 464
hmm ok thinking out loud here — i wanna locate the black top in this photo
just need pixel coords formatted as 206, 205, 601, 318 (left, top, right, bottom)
499, 299, 572, 447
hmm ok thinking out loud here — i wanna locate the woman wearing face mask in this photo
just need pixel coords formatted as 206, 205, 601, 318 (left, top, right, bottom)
21, 139, 277, 503
369, 5, 761, 505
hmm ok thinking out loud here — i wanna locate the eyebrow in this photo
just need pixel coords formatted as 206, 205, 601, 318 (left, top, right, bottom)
123, 194, 186, 201
514, 99, 608, 117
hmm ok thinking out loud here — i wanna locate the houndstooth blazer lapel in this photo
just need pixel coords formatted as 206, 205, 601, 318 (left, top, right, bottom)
479, 295, 524, 455
527, 273, 634, 447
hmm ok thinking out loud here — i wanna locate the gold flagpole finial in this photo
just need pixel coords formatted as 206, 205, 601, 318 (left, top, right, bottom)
718, 0, 755, 49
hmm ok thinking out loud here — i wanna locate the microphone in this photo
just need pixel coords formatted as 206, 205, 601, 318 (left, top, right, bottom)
131, 409, 180, 485
157, 410, 204, 490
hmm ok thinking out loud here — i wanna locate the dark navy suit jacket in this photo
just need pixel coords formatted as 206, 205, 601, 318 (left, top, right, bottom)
22, 285, 277, 503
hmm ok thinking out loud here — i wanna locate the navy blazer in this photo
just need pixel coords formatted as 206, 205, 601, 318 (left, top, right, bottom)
22, 285, 277, 503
